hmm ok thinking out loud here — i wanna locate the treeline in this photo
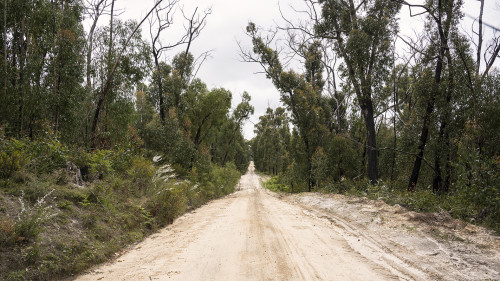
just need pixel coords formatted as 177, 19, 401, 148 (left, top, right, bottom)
247, 0, 499, 229
0, 0, 252, 173
0, 0, 252, 279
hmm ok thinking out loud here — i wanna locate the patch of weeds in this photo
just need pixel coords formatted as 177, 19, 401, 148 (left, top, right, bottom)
139, 206, 153, 229
21, 244, 40, 265
430, 227, 448, 241
0, 217, 15, 245
57, 200, 72, 210
15, 190, 57, 244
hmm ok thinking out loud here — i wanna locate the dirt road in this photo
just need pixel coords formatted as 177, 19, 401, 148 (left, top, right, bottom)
74, 163, 499, 281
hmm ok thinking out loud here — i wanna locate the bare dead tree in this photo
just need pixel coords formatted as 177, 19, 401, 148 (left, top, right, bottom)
148, 2, 211, 121
148, 0, 179, 123
179, 6, 211, 80
189, 49, 213, 84
459, 2, 500, 124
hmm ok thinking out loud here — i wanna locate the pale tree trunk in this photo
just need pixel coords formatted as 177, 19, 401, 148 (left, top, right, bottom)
85, 0, 107, 143
476, 0, 484, 76
104, 0, 114, 136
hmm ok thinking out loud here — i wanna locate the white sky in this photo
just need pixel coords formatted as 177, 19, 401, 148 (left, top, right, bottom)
93, 0, 500, 140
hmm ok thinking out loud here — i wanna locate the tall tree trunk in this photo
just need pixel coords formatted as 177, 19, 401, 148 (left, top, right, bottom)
433, 51, 454, 194
476, 0, 484, 76
391, 68, 397, 183
407, 1, 451, 191
17, 17, 27, 136
304, 138, 313, 192
107, 0, 114, 71
153, 51, 165, 123
86, 21, 98, 90
91, 0, 164, 148
361, 97, 378, 184
91, 0, 114, 148
2, 0, 6, 102
51, 0, 58, 131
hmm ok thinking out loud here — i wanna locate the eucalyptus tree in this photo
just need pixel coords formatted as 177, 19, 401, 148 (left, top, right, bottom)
252, 107, 291, 176
395, 0, 462, 191
220, 91, 254, 166
90, 0, 163, 148
90, 19, 151, 147
314, 0, 401, 184
183, 85, 232, 169
244, 23, 328, 190
83, 0, 112, 91
0, 0, 86, 141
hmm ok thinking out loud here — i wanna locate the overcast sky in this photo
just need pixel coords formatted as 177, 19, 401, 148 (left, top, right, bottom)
99, 0, 500, 140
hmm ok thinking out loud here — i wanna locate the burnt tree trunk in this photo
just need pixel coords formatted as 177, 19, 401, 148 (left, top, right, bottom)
407, 0, 451, 191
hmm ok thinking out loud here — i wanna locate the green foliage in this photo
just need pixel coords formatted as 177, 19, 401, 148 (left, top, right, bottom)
89, 150, 114, 178
264, 176, 291, 193
126, 157, 155, 192
0, 0, 247, 279
0, 139, 29, 179
0, 140, 242, 280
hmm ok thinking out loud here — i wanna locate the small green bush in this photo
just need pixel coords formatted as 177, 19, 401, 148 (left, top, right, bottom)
89, 150, 114, 179
0, 139, 29, 179
126, 157, 155, 193
264, 176, 291, 192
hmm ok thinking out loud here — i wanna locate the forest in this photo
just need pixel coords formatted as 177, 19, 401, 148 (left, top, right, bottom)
0, 0, 499, 279
246, 0, 499, 230
0, 0, 252, 279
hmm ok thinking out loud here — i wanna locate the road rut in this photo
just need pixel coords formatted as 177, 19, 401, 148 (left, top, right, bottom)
73, 163, 475, 281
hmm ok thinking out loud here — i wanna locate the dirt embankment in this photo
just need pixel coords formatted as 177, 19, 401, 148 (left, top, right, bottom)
73, 163, 499, 281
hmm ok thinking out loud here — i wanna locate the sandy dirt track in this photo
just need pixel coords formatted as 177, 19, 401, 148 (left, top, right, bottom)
73, 163, 499, 281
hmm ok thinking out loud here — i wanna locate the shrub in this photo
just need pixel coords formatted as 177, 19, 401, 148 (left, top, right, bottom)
126, 157, 155, 193
264, 176, 291, 192
89, 150, 114, 179
28, 139, 68, 174
0, 139, 29, 179
148, 185, 187, 225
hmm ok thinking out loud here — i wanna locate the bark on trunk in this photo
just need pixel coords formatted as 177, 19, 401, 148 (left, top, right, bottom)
361, 98, 378, 184
153, 51, 165, 123
433, 52, 454, 194
51, 0, 58, 131
3, 0, 6, 100
407, 1, 451, 191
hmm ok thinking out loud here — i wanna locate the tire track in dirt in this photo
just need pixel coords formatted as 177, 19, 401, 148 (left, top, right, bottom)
73, 163, 433, 281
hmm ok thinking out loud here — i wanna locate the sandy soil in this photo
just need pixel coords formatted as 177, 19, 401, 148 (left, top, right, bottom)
73, 163, 499, 281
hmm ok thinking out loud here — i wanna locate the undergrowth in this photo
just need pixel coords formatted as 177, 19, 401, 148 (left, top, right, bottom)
0, 137, 241, 280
